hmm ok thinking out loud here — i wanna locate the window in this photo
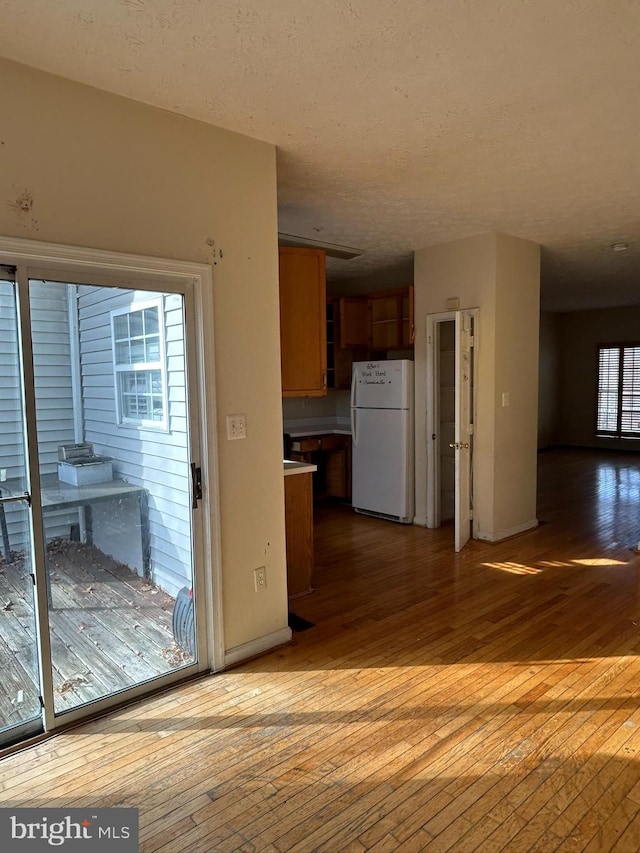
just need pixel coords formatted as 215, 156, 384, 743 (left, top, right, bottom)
111, 299, 167, 429
597, 344, 640, 438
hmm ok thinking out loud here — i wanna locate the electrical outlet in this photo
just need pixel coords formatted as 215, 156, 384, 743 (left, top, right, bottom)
226, 413, 247, 440
254, 566, 267, 592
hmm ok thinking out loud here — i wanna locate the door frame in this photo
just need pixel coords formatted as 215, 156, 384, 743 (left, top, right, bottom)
425, 309, 478, 543
0, 235, 224, 735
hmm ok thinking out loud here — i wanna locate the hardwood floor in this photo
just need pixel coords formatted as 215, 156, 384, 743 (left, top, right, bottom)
1, 448, 640, 852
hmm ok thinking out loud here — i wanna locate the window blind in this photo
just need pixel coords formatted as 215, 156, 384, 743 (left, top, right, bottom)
597, 347, 619, 433
596, 344, 640, 437
621, 346, 640, 434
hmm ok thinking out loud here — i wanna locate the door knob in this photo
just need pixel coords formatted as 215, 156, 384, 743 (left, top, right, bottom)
448, 442, 470, 450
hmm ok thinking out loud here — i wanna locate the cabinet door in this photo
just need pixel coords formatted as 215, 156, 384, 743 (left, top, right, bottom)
284, 473, 314, 597
329, 300, 355, 390
402, 285, 415, 346
339, 297, 369, 348
369, 287, 414, 351
369, 293, 402, 350
279, 247, 327, 397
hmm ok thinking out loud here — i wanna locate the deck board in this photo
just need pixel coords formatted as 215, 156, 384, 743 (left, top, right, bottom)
0, 541, 190, 725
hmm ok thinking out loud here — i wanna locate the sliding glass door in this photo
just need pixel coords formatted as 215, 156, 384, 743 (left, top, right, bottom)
0, 271, 43, 745
0, 266, 203, 746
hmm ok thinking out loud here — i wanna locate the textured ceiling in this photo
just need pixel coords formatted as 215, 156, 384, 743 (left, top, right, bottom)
1, 0, 639, 311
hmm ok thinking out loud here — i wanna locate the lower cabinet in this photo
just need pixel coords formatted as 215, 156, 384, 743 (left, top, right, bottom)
324, 448, 350, 499
290, 434, 352, 500
284, 471, 314, 598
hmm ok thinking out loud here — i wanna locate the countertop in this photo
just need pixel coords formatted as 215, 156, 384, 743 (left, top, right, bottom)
283, 459, 318, 477
283, 418, 351, 438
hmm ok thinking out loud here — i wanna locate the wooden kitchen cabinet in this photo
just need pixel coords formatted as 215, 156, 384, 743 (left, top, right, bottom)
369, 286, 415, 351
279, 247, 327, 397
324, 442, 351, 499
339, 297, 370, 349
284, 471, 314, 598
327, 299, 368, 390
290, 433, 352, 500
404, 285, 415, 346
331, 287, 415, 356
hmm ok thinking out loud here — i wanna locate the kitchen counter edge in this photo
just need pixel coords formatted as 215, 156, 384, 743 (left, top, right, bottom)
283, 460, 318, 477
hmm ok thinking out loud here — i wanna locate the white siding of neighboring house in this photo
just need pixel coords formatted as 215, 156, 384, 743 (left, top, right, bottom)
1, 281, 77, 552
0, 281, 26, 549
77, 286, 192, 597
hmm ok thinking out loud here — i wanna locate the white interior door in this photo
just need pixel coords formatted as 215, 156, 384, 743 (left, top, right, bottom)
454, 311, 474, 551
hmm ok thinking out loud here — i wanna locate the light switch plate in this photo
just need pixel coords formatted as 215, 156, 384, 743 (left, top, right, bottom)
227, 413, 247, 440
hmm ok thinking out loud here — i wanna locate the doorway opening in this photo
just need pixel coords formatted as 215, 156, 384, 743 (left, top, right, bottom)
426, 310, 477, 551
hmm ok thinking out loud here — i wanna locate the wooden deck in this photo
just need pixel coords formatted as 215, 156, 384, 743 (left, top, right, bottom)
0, 540, 191, 725
2, 448, 640, 852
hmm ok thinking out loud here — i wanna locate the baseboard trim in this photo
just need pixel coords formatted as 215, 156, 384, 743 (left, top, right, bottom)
224, 627, 292, 668
477, 519, 539, 542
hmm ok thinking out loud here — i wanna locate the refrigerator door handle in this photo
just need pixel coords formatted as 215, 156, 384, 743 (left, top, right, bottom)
350, 365, 357, 445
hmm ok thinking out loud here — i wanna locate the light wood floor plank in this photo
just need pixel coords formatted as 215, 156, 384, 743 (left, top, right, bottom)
1, 448, 640, 853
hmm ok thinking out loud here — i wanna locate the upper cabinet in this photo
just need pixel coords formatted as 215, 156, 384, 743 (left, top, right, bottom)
279, 249, 413, 397
335, 286, 415, 353
339, 297, 370, 349
369, 287, 415, 350
279, 247, 327, 397
327, 299, 368, 390
406, 285, 415, 347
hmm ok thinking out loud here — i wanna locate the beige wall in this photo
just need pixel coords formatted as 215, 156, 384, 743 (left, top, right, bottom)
327, 262, 414, 299
493, 232, 540, 535
282, 393, 338, 422
0, 58, 288, 656
538, 312, 561, 448
414, 234, 496, 531
414, 232, 540, 540
559, 305, 640, 450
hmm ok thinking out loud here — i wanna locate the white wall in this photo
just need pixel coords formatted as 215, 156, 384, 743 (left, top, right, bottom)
414, 232, 540, 541
0, 58, 287, 657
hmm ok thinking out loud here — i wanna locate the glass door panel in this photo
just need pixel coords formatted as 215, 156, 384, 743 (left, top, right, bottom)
0, 276, 43, 745
29, 280, 197, 715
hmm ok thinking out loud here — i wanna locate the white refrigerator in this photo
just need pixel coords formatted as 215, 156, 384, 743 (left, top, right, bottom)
350, 360, 414, 523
